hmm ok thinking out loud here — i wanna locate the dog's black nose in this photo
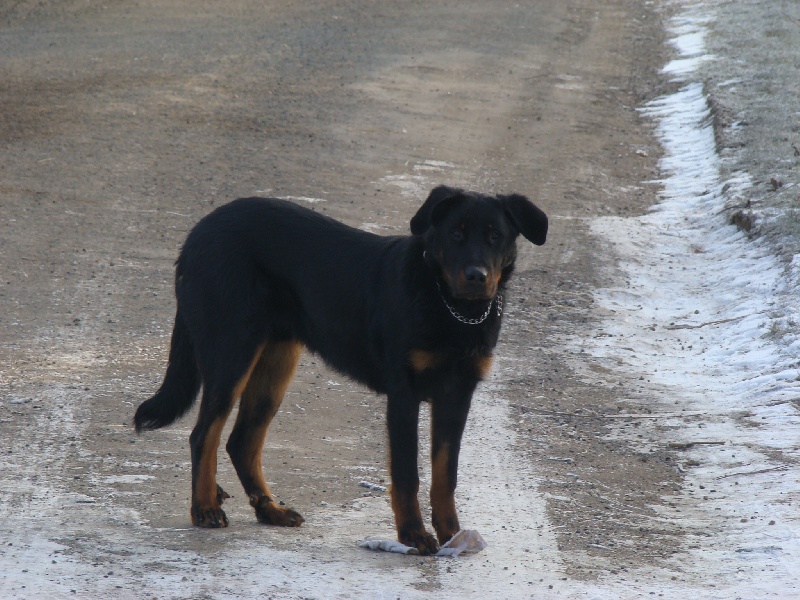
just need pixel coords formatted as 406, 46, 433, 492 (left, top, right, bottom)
464, 266, 488, 284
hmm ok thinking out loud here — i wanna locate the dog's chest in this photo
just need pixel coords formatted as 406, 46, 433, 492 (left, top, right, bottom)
407, 347, 493, 381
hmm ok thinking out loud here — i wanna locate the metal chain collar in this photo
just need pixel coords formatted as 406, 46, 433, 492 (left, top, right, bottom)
436, 281, 503, 325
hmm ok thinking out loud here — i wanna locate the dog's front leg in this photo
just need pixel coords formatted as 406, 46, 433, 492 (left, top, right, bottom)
386, 393, 439, 555
430, 394, 471, 545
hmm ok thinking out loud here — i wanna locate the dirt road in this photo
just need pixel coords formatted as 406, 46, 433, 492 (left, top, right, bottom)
1, 1, 699, 597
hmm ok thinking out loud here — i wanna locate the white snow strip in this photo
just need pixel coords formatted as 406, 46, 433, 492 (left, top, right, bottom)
662, 7, 714, 80
581, 2, 800, 596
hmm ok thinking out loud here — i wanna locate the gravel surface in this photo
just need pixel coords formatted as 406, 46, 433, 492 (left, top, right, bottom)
1, 1, 797, 598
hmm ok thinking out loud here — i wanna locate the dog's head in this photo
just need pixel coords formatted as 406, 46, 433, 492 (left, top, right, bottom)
411, 185, 548, 301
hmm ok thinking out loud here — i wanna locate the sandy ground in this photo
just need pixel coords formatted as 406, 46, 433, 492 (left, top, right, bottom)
1, 1, 797, 598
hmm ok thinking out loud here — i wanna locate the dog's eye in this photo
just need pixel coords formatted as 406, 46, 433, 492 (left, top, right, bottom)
488, 229, 502, 244
450, 228, 465, 241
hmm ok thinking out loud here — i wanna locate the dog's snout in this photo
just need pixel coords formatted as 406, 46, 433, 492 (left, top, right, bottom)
464, 266, 488, 284
450, 265, 497, 300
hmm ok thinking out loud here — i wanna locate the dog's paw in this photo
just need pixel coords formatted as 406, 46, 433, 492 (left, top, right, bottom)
191, 505, 229, 528
433, 513, 460, 546
400, 527, 440, 556
434, 526, 460, 547
249, 493, 304, 527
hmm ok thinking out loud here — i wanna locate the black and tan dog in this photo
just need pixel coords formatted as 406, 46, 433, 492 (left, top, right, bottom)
134, 185, 547, 555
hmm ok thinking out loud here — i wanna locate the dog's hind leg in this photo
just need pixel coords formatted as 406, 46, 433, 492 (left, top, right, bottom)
226, 340, 304, 527
189, 342, 265, 528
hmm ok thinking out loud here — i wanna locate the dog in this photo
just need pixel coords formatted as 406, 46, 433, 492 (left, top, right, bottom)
134, 185, 547, 555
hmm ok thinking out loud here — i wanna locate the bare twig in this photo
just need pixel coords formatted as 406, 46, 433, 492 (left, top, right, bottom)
522, 409, 707, 420
668, 441, 726, 450
604, 411, 706, 419
717, 466, 788, 479
664, 316, 746, 330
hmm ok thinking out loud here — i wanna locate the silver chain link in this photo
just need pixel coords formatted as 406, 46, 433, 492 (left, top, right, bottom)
437, 282, 503, 325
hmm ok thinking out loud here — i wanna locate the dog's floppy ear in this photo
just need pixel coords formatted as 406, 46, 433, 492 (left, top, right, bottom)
410, 185, 464, 235
502, 194, 548, 246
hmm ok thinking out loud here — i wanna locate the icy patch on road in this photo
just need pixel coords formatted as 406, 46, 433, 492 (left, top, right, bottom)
279, 195, 327, 204
378, 159, 462, 199
0, 372, 568, 599
380, 173, 430, 198
581, 3, 800, 597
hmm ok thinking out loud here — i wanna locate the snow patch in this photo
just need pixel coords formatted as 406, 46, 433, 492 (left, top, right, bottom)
379, 159, 460, 198
581, 2, 800, 595
379, 173, 429, 198
662, 7, 714, 80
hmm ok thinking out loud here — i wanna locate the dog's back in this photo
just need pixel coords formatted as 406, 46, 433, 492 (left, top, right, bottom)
177, 197, 414, 391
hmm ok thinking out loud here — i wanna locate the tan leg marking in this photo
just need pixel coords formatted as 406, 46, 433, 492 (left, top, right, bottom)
192, 344, 265, 527
229, 341, 304, 526
430, 442, 460, 544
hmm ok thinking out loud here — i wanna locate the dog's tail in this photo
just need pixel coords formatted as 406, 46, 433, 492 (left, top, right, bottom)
134, 310, 201, 432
